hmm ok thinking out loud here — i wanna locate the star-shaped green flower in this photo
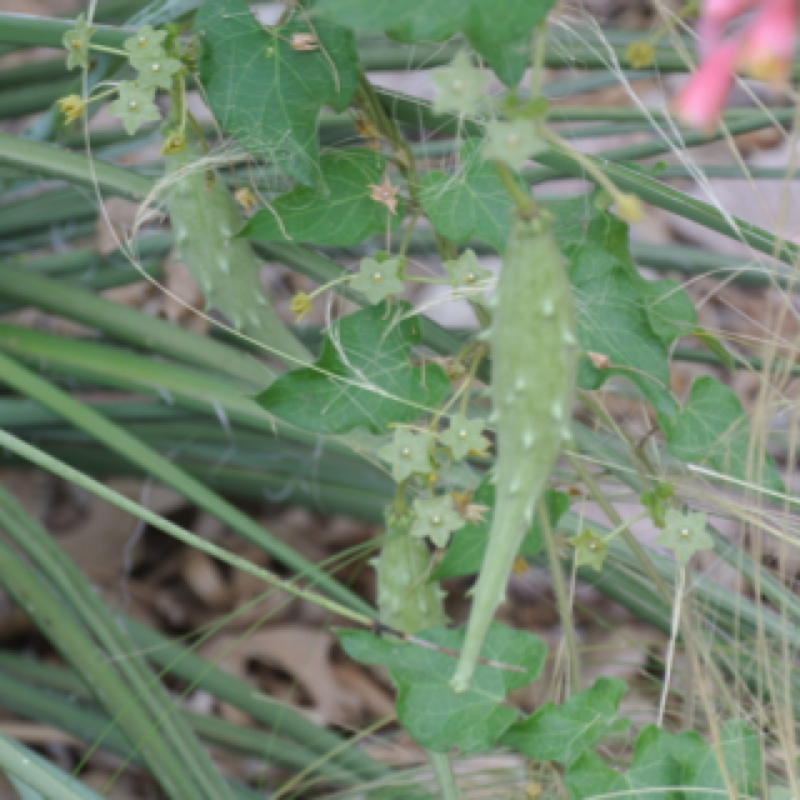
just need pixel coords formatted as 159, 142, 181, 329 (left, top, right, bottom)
410, 495, 464, 548
108, 82, 160, 135
350, 256, 405, 305
440, 414, 489, 461
482, 120, 546, 171
130, 54, 182, 91
63, 13, 93, 71
431, 50, 490, 116
444, 250, 494, 291
378, 428, 435, 483
655, 510, 713, 565
124, 25, 167, 59
569, 529, 609, 571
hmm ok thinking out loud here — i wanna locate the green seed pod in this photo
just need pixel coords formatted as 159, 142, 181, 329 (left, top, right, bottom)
165, 143, 309, 365
375, 515, 447, 635
450, 215, 577, 693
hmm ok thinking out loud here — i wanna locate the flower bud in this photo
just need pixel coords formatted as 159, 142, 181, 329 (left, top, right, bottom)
57, 94, 86, 124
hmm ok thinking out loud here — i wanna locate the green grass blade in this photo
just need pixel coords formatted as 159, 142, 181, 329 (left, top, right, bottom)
0, 267, 273, 386
0, 133, 151, 199
0, 674, 260, 800
118, 615, 390, 781
0, 652, 368, 787
0, 428, 375, 624
0, 731, 104, 800
0, 349, 370, 614
0, 13, 131, 49
0, 529, 224, 800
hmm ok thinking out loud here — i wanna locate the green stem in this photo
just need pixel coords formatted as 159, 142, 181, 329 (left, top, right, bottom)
493, 161, 536, 216
540, 505, 581, 693
529, 23, 547, 104
428, 752, 460, 800
88, 43, 128, 56
567, 452, 671, 602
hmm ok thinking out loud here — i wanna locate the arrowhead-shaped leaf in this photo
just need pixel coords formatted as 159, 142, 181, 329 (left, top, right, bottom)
420, 138, 518, 253
255, 302, 449, 434
338, 623, 546, 752
500, 677, 629, 765
566, 725, 684, 800
677, 719, 763, 797
195, 0, 359, 185
662, 376, 784, 493
549, 194, 697, 421
567, 719, 763, 800
241, 150, 403, 246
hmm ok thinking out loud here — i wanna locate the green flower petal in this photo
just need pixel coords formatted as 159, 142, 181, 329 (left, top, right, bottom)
410, 495, 464, 548
124, 25, 167, 59
130, 54, 182, 90
63, 13, 93, 71
655, 510, 714, 565
108, 81, 161, 136
443, 249, 493, 291
439, 413, 489, 461
351, 256, 405, 304
378, 428, 435, 483
569, 529, 609, 571
482, 120, 546, 171
431, 50, 490, 116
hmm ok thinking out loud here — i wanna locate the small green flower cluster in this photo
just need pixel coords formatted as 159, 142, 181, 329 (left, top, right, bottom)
432, 49, 547, 170
343, 248, 494, 311
61, 15, 190, 146
378, 415, 489, 548
110, 26, 181, 135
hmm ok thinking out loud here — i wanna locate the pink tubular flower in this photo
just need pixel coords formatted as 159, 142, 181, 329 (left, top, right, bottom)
739, 0, 797, 83
698, 0, 759, 56
675, 40, 740, 131
676, 0, 798, 131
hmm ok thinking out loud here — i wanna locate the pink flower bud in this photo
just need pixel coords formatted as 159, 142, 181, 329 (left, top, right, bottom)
674, 40, 739, 131
739, 0, 797, 83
